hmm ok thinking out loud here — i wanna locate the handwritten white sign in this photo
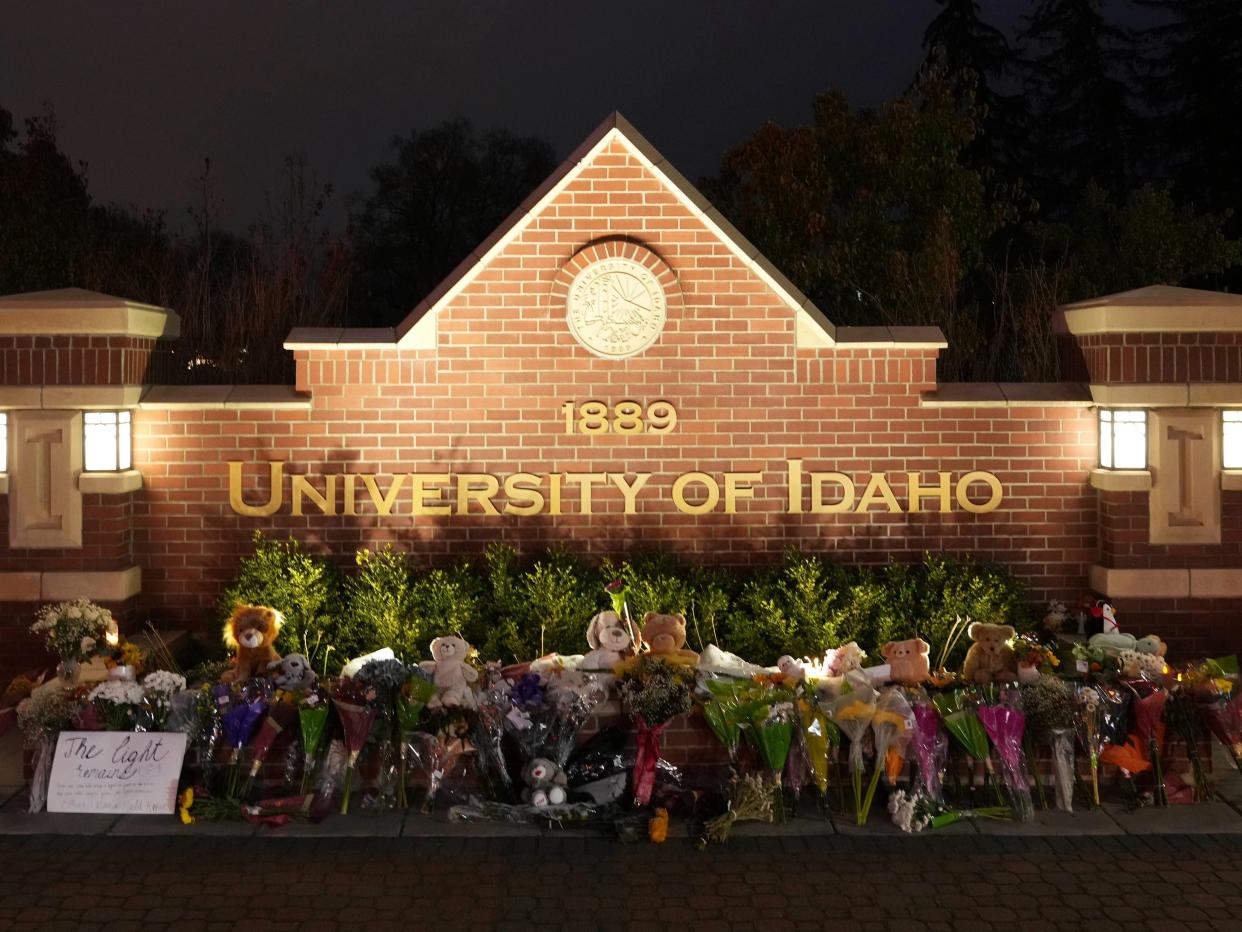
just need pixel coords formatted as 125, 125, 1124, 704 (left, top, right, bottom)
47, 731, 187, 815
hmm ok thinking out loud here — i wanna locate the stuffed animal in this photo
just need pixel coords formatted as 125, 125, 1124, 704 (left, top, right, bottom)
640, 612, 698, 661
776, 655, 807, 684
268, 653, 317, 691
1132, 635, 1168, 676
521, 757, 568, 807
881, 638, 930, 686
961, 623, 1017, 684
1088, 632, 1136, 658
420, 635, 479, 710
1042, 600, 1069, 634
221, 604, 283, 683
826, 642, 865, 676
581, 611, 634, 672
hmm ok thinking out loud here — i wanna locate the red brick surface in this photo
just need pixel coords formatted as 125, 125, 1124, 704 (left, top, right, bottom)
1078, 332, 1242, 384
2, 134, 1241, 669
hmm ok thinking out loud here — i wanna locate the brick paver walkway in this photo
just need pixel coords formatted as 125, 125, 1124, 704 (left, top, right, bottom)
1, 834, 1240, 931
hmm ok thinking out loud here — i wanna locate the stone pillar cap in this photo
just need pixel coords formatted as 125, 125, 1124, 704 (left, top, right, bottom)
0, 288, 180, 339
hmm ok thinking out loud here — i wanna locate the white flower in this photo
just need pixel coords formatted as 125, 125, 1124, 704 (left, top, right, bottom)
80, 636, 97, 654
88, 680, 145, 706
66, 606, 82, 620
142, 670, 187, 696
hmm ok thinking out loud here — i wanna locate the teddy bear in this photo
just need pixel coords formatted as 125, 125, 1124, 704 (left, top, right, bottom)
420, 635, 479, 710
961, 622, 1017, 684
640, 612, 698, 661
521, 757, 568, 807
580, 611, 634, 673
221, 604, 283, 683
1130, 635, 1168, 677
267, 653, 317, 692
882, 638, 931, 686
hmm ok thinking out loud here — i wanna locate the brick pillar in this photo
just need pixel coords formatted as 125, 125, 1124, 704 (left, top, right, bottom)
0, 288, 179, 675
1056, 285, 1242, 656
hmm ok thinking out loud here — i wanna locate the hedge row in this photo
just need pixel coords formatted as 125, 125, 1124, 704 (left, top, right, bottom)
218, 533, 1033, 674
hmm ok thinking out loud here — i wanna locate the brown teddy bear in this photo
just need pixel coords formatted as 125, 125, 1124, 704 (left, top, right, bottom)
961, 622, 1017, 684
640, 612, 698, 661
881, 638, 930, 686
221, 604, 283, 683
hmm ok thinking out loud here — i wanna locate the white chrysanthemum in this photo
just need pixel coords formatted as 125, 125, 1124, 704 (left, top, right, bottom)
66, 606, 82, 620
142, 670, 187, 696
80, 636, 97, 654
88, 680, 145, 705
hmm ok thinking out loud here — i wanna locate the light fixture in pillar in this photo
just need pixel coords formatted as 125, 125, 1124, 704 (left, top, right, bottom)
0, 411, 7, 473
1225, 410, 1242, 469
1098, 409, 1147, 469
83, 411, 132, 472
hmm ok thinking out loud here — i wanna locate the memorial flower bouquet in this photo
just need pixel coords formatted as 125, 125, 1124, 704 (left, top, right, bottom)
932, 688, 1000, 806
217, 681, 270, 799
16, 688, 76, 813
473, 665, 514, 796
887, 787, 1010, 833
701, 678, 762, 765
749, 699, 797, 804
296, 689, 331, 795
355, 658, 416, 808
1200, 686, 1242, 777
1021, 675, 1076, 812
395, 668, 437, 807
618, 656, 694, 806
1130, 681, 1169, 806
977, 693, 1034, 821
861, 688, 913, 825
141, 670, 187, 731
88, 679, 147, 732
796, 695, 839, 802
828, 674, 877, 824
30, 599, 119, 676
910, 698, 949, 803
331, 676, 379, 814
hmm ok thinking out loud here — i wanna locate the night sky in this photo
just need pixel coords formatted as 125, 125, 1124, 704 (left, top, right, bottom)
6, 2, 1061, 229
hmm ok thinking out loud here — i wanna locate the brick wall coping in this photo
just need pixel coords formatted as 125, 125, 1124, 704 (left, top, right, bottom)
283, 327, 397, 350
1089, 469, 1152, 492
1090, 383, 1242, 407
0, 288, 179, 339
1057, 285, 1242, 335
822, 325, 947, 348
137, 385, 310, 409
0, 385, 143, 409
384, 111, 841, 353
279, 322, 950, 353
1090, 565, 1242, 600
920, 382, 1093, 408
0, 566, 141, 602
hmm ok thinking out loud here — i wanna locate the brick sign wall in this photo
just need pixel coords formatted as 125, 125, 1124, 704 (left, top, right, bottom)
0, 115, 1239, 672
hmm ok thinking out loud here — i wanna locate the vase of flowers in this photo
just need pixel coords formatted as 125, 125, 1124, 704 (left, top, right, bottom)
31, 599, 119, 682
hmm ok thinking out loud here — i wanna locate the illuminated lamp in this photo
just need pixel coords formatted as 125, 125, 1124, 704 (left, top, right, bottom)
1225, 411, 1242, 469
1098, 409, 1146, 469
83, 411, 132, 472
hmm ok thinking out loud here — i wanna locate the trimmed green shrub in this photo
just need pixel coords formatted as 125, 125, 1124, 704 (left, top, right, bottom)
218, 532, 345, 673
480, 544, 596, 661
219, 537, 1032, 673
346, 546, 418, 663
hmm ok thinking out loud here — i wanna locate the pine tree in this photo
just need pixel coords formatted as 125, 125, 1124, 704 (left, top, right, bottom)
1020, 0, 1137, 215
1137, 0, 1242, 220
922, 0, 1024, 168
